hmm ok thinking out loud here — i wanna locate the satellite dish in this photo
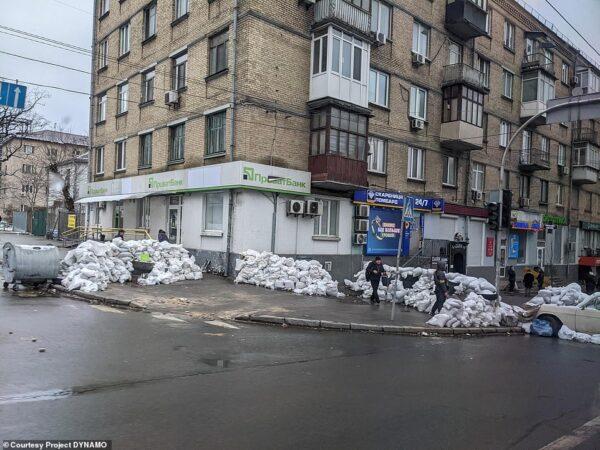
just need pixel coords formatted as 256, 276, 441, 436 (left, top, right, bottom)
572, 87, 584, 96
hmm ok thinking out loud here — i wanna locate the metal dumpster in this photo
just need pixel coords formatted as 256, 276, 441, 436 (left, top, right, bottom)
2, 243, 60, 285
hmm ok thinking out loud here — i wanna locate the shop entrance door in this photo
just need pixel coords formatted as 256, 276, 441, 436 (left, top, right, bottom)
168, 195, 182, 244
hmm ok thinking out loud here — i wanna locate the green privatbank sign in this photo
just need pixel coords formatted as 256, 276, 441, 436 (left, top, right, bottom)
242, 166, 307, 190
543, 214, 567, 226
148, 176, 184, 191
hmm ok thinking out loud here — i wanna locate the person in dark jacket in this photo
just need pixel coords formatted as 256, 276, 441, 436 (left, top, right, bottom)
507, 266, 516, 292
431, 262, 449, 316
534, 266, 545, 291
365, 256, 386, 304
114, 229, 125, 240
523, 269, 535, 296
158, 229, 169, 243
584, 269, 596, 295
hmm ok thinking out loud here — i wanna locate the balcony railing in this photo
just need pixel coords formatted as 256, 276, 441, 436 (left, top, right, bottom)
314, 0, 371, 36
519, 147, 550, 171
572, 127, 600, 147
522, 53, 555, 77
308, 154, 368, 188
445, 0, 488, 40
442, 63, 489, 92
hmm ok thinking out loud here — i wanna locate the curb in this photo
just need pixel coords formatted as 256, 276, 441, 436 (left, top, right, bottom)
52, 285, 146, 311
235, 314, 524, 337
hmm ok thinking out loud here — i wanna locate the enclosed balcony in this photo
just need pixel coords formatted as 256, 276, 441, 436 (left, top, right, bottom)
309, 154, 368, 189
440, 84, 484, 151
519, 148, 550, 171
572, 143, 600, 184
314, 0, 371, 38
445, 0, 488, 40
442, 63, 489, 92
573, 127, 600, 147
522, 53, 555, 77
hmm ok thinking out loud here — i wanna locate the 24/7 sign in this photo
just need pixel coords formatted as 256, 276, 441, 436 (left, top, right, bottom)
0, 81, 27, 109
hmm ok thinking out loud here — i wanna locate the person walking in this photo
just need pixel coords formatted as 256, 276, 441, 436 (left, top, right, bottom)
431, 262, 449, 316
507, 265, 516, 292
365, 256, 386, 304
158, 229, 169, 243
584, 268, 596, 295
523, 268, 535, 297
536, 266, 545, 291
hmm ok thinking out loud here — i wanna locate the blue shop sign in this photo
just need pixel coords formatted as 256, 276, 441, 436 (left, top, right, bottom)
508, 234, 520, 259
353, 189, 444, 213
366, 207, 402, 256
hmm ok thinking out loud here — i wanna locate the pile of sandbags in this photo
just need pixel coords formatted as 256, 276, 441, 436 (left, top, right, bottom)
234, 249, 343, 297
446, 273, 497, 295
526, 283, 588, 307
526, 324, 600, 345
61, 238, 202, 292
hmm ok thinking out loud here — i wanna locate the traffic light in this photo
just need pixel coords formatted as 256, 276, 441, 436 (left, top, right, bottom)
501, 189, 513, 228
487, 202, 500, 230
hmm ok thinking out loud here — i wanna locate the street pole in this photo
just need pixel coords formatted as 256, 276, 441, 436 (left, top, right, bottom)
494, 97, 600, 302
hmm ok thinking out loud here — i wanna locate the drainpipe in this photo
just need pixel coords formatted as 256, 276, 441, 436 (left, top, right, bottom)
86, 2, 98, 232
271, 192, 279, 252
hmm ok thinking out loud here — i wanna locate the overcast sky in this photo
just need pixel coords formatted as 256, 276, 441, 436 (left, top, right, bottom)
0, 0, 599, 137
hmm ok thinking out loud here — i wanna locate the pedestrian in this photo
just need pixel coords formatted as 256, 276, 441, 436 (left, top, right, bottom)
584, 268, 596, 295
523, 268, 535, 297
431, 262, 449, 316
365, 256, 386, 304
158, 229, 169, 243
115, 229, 125, 240
507, 265, 516, 292
536, 266, 545, 291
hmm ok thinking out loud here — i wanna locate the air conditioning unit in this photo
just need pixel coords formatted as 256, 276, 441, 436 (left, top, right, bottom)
411, 52, 426, 66
559, 165, 570, 176
353, 233, 367, 245
305, 199, 323, 216
355, 219, 369, 232
286, 199, 305, 215
98, 201, 106, 209
410, 118, 425, 130
471, 189, 483, 201
519, 197, 530, 207
164, 90, 179, 106
373, 32, 386, 46
355, 204, 369, 218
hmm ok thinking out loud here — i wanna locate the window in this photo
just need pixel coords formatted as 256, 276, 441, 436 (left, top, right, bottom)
204, 193, 223, 231
330, 30, 365, 81
503, 20, 515, 50
412, 21, 430, 58
448, 42, 462, 65
143, 2, 157, 40
519, 175, 531, 199
169, 123, 185, 162
141, 70, 155, 103
314, 199, 339, 237
206, 111, 226, 156
24, 145, 34, 155
22, 164, 34, 174
97, 93, 107, 122
367, 137, 387, 173
310, 107, 367, 159
117, 83, 128, 114
502, 69, 514, 99
175, 0, 188, 19
585, 191, 593, 212
541, 136, 550, 162
500, 120, 511, 147
100, 0, 109, 16
471, 162, 485, 192
482, 113, 488, 142
469, 0, 486, 7
119, 22, 130, 56
540, 180, 549, 204
522, 72, 555, 103
561, 62, 570, 84
407, 147, 425, 180
139, 133, 152, 168
98, 39, 108, 69
47, 148, 58, 158
95, 147, 104, 174
21, 185, 33, 194
409, 86, 427, 120
371, 0, 391, 40
209, 30, 228, 76
172, 52, 187, 90
558, 144, 566, 166
369, 68, 389, 107
474, 53, 490, 88
443, 155, 457, 186
442, 85, 484, 127
556, 184, 564, 206
115, 141, 126, 172
312, 32, 328, 75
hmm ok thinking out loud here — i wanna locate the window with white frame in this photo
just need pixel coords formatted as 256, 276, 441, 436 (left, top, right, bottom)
471, 162, 485, 192
95, 146, 104, 174
204, 193, 223, 231
143, 2, 157, 40
119, 22, 130, 56
500, 120, 511, 147
469, 0, 486, 8
502, 69, 514, 99
312, 32, 328, 76
409, 86, 427, 120
367, 137, 387, 173
330, 29, 365, 81
22, 164, 33, 174
172, 52, 187, 90
523, 72, 555, 103
314, 199, 339, 237
448, 41, 462, 65
519, 175, 531, 199
443, 155, 457, 186
371, 0, 391, 40
98, 39, 108, 69
141, 70, 155, 103
117, 83, 128, 114
139, 133, 152, 168
169, 123, 185, 162
369, 68, 389, 107
407, 147, 425, 180
474, 53, 490, 88
175, 0, 188, 20
561, 62, 570, 84
115, 141, 126, 172
412, 21, 430, 58
442, 85, 483, 127
24, 145, 34, 155
558, 143, 566, 166
541, 136, 550, 162
503, 20, 515, 50
540, 180, 549, 204
99, 0, 109, 16
97, 93, 107, 122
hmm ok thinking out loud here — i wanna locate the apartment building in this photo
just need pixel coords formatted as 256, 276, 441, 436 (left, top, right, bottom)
85, 0, 600, 281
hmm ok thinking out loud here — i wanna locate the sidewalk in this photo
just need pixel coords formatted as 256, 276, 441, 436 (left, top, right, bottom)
56, 275, 522, 336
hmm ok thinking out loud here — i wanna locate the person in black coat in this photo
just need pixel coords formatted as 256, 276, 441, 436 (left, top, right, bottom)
158, 229, 169, 243
535, 266, 545, 291
507, 266, 516, 292
584, 269, 596, 295
365, 256, 386, 304
431, 262, 449, 316
523, 269, 535, 296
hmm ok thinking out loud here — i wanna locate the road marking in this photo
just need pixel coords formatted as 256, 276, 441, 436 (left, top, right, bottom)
151, 313, 187, 323
205, 320, 239, 329
90, 305, 124, 314
539, 414, 600, 450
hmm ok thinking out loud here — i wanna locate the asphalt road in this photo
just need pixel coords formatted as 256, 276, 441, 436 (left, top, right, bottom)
1, 291, 599, 450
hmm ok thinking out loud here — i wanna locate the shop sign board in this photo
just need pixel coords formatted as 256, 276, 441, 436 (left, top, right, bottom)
581, 221, 600, 232
543, 214, 567, 226
511, 210, 543, 231
353, 189, 445, 213
366, 207, 402, 256
508, 234, 519, 259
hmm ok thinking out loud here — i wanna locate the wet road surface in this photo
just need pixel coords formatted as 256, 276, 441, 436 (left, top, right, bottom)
1, 291, 599, 449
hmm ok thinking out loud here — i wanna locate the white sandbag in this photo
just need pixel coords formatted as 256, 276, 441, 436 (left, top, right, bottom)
427, 313, 451, 327
557, 325, 576, 341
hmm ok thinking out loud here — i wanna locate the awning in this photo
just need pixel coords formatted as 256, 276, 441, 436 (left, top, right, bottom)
76, 193, 147, 204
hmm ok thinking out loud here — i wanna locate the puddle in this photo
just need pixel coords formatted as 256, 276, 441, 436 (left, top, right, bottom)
201, 358, 231, 368
0, 389, 73, 405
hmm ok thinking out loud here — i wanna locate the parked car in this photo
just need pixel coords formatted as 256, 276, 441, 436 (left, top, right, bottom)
536, 294, 600, 335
